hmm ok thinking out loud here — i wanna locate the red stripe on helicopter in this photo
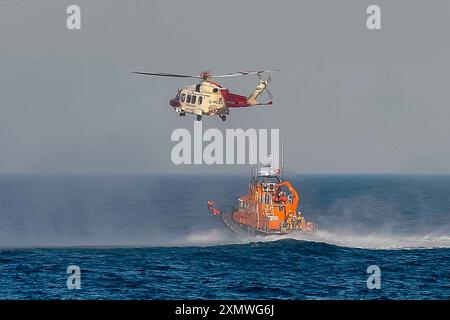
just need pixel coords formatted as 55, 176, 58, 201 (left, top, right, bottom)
221, 89, 249, 108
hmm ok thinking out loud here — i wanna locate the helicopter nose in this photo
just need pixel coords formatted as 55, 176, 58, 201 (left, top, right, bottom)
169, 97, 180, 108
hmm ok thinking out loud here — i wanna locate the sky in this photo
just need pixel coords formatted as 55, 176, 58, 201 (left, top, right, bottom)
0, 0, 450, 174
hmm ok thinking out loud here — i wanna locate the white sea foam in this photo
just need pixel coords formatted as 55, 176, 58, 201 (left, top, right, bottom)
181, 229, 450, 250
262, 230, 450, 250
184, 229, 235, 245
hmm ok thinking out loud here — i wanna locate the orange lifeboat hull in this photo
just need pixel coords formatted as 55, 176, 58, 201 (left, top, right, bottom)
207, 173, 318, 236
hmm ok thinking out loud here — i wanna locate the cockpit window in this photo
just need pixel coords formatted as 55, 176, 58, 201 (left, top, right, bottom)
180, 93, 186, 102
196, 84, 201, 92
191, 95, 197, 104
257, 176, 281, 184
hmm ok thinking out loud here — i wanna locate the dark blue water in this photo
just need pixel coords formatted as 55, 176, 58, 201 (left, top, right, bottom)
0, 175, 449, 299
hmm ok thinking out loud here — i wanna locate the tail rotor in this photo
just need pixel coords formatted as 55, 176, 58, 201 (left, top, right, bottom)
257, 72, 274, 101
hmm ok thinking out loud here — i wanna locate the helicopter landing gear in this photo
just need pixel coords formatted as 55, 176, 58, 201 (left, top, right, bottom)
179, 112, 185, 117
220, 115, 227, 121
175, 107, 182, 113
196, 115, 202, 121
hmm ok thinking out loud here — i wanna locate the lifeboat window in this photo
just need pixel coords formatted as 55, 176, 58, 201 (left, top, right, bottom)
180, 93, 186, 102
198, 96, 203, 105
191, 95, 197, 104
187, 94, 191, 103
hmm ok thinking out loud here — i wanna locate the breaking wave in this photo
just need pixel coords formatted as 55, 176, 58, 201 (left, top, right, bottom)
181, 229, 450, 250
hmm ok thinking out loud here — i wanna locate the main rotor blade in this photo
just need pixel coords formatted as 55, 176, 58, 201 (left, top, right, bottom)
132, 72, 200, 79
212, 69, 280, 78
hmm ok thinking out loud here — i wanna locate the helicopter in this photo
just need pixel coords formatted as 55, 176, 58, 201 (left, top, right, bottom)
132, 70, 278, 121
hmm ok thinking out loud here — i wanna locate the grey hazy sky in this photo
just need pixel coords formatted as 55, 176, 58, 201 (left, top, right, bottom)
1, 0, 450, 174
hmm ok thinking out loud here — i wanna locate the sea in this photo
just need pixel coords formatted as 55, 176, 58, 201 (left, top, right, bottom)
0, 174, 449, 299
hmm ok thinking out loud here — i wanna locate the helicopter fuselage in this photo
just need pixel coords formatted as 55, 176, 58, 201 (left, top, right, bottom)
169, 80, 252, 120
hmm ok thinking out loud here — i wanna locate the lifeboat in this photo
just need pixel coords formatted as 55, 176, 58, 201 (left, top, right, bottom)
207, 164, 317, 236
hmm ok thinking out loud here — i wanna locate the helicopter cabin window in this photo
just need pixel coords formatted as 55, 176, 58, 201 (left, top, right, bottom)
186, 94, 191, 103
180, 93, 186, 102
196, 84, 201, 92
191, 95, 197, 104
198, 96, 203, 105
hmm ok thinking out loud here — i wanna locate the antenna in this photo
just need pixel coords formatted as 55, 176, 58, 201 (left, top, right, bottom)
249, 135, 254, 179
281, 139, 284, 180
